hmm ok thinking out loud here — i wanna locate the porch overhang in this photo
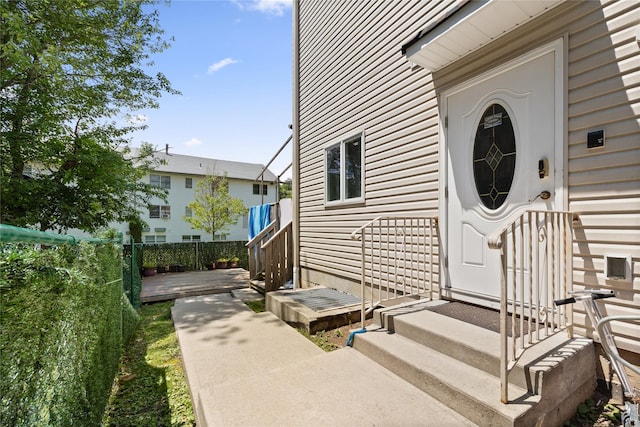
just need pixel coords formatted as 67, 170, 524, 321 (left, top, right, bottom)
401, 0, 565, 72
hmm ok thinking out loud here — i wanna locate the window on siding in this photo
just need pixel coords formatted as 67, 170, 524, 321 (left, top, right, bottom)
185, 207, 193, 217
214, 233, 227, 241
144, 235, 155, 244
182, 235, 191, 242
185, 177, 192, 188
252, 184, 268, 195
192, 235, 201, 241
150, 205, 171, 219
150, 174, 171, 189
325, 132, 364, 204
156, 235, 166, 243
160, 206, 171, 219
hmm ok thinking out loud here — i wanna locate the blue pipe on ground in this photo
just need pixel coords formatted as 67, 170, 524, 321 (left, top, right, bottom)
346, 328, 367, 347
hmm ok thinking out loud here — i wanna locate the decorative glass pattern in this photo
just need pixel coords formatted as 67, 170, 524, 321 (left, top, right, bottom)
473, 104, 516, 210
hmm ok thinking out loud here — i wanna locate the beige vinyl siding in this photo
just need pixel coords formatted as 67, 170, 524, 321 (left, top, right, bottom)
566, 1, 640, 353
297, 1, 454, 288
298, 0, 639, 352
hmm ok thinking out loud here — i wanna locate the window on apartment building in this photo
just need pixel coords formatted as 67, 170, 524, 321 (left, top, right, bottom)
325, 132, 364, 204
182, 235, 201, 242
185, 207, 193, 218
214, 233, 227, 241
149, 205, 171, 219
185, 177, 192, 188
156, 235, 166, 243
182, 235, 191, 242
192, 235, 201, 241
252, 184, 268, 195
144, 235, 156, 244
150, 174, 171, 189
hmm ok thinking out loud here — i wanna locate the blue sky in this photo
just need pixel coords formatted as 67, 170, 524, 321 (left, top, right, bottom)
130, 0, 293, 178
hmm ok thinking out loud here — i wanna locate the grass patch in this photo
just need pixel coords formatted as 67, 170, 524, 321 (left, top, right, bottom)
103, 302, 195, 426
245, 299, 265, 313
296, 328, 340, 352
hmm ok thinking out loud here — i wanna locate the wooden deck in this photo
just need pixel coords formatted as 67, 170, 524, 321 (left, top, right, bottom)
140, 268, 250, 303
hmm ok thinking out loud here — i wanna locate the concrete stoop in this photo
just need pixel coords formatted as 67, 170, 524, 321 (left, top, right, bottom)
352, 300, 596, 427
266, 286, 361, 334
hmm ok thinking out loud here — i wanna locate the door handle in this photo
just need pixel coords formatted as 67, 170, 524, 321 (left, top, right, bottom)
530, 191, 551, 202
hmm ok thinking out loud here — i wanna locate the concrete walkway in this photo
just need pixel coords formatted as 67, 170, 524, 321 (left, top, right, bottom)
172, 291, 476, 427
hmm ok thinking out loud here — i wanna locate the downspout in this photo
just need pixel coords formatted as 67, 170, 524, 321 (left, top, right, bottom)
292, 0, 301, 289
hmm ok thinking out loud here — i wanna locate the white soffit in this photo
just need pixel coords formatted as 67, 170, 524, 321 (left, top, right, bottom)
403, 0, 565, 72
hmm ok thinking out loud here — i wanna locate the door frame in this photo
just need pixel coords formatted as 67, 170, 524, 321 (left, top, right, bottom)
438, 38, 567, 307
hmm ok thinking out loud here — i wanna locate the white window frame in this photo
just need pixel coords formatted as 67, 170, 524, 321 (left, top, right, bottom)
150, 174, 171, 189
324, 130, 365, 206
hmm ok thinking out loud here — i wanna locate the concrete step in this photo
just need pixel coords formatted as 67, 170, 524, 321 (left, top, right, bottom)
355, 300, 596, 426
353, 329, 538, 427
374, 301, 591, 395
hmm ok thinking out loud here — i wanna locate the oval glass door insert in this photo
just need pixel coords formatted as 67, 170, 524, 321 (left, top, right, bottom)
473, 103, 516, 210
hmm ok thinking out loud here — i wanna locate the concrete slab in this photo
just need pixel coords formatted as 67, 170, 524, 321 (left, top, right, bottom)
172, 293, 321, 392
200, 348, 477, 427
173, 293, 475, 427
231, 287, 264, 303
267, 287, 361, 334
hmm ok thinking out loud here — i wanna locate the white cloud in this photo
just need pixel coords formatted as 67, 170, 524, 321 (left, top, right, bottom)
232, 0, 292, 16
207, 58, 239, 74
184, 138, 202, 147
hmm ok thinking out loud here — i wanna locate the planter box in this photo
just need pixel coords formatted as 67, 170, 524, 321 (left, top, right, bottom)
170, 264, 186, 273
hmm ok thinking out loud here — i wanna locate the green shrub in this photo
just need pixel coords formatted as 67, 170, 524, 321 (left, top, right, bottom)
121, 294, 140, 346
0, 241, 129, 426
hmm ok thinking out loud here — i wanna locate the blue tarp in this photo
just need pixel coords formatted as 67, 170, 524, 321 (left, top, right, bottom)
248, 204, 271, 240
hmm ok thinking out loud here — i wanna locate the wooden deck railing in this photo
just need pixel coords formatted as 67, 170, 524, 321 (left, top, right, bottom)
262, 221, 293, 291
488, 209, 578, 403
246, 220, 277, 280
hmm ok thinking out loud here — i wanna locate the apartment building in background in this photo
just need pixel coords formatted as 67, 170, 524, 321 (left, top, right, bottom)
131, 151, 277, 243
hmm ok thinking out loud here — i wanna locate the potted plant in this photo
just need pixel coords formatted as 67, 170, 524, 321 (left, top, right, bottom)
215, 257, 229, 269
142, 264, 157, 277
229, 257, 240, 268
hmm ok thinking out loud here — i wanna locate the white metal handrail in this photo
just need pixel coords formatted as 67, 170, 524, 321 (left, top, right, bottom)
351, 216, 439, 330
488, 210, 577, 403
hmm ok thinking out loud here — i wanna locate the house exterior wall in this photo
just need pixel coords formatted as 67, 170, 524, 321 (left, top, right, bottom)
296, 0, 639, 353
297, 1, 448, 291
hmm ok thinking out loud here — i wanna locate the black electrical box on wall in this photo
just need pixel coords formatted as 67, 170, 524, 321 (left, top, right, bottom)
587, 129, 605, 148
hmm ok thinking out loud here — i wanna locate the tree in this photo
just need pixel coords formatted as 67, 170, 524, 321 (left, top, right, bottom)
0, 0, 178, 232
279, 178, 292, 199
184, 173, 247, 241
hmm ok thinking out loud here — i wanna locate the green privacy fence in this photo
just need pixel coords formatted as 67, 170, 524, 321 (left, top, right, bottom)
0, 224, 139, 426
125, 240, 249, 272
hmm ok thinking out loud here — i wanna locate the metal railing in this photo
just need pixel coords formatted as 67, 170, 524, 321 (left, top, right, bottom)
351, 216, 440, 329
487, 210, 577, 403
262, 220, 293, 291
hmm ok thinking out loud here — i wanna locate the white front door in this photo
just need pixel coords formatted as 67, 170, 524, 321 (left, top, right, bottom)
443, 40, 564, 305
